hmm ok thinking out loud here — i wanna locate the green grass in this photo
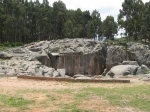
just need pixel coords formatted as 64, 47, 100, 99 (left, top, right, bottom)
56, 108, 83, 112
58, 102, 81, 111
75, 85, 150, 112
54, 88, 73, 94
1, 81, 150, 112
0, 94, 34, 110
18, 88, 49, 94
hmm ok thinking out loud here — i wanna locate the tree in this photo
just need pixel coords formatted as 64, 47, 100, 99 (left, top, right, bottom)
118, 0, 144, 41
103, 16, 118, 40
52, 0, 67, 39
0, 0, 4, 43
91, 10, 102, 39
0, 0, 106, 43
142, 2, 150, 42
63, 20, 73, 38
86, 21, 95, 38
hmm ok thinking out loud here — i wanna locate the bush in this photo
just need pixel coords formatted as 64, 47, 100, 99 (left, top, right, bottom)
1, 42, 24, 47
116, 37, 127, 46
0, 43, 3, 47
3, 42, 10, 47
10, 43, 16, 47
16, 42, 23, 46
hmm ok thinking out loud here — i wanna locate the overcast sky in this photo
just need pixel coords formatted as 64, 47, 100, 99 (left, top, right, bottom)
39, 0, 149, 21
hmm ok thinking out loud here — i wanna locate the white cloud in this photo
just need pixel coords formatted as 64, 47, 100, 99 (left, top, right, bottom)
39, 0, 150, 20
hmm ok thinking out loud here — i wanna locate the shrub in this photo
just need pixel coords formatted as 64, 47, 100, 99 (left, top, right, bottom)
3, 42, 10, 47
16, 42, 23, 46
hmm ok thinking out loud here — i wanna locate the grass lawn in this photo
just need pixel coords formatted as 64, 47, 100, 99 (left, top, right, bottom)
0, 77, 150, 112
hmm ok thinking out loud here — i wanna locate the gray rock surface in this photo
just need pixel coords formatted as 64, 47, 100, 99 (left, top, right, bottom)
57, 69, 66, 77
0, 52, 12, 59
106, 46, 126, 69
101, 68, 108, 76
6, 39, 107, 76
122, 61, 139, 66
75, 76, 91, 80
46, 39, 107, 76
73, 74, 85, 78
53, 71, 60, 77
127, 42, 150, 67
106, 65, 139, 78
0, 58, 57, 77
1, 39, 107, 77
136, 65, 149, 75
2, 39, 150, 78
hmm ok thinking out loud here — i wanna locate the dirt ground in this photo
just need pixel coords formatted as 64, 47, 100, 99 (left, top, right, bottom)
0, 77, 149, 112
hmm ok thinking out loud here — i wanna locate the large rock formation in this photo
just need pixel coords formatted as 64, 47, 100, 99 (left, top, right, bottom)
3, 38, 107, 76
45, 39, 107, 76
127, 42, 150, 67
106, 45, 126, 69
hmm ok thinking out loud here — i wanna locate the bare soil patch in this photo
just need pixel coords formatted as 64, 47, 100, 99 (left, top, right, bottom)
0, 77, 149, 112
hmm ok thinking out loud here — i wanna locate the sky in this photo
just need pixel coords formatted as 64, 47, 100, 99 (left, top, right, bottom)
39, 0, 150, 21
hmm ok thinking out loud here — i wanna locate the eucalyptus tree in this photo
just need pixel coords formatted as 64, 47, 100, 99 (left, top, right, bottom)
142, 2, 150, 42
63, 20, 73, 38
52, 0, 67, 39
0, 0, 4, 43
0, 0, 113, 43
118, 0, 144, 41
86, 21, 95, 38
103, 16, 118, 40
91, 10, 102, 39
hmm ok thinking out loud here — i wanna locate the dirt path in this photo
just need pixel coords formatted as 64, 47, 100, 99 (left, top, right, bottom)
0, 77, 149, 112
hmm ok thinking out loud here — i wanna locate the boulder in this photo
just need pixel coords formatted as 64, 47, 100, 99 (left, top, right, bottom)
33, 54, 51, 67
53, 71, 60, 77
17, 72, 29, 76
127, 42, 150, 67
73, 74, 85, 78
12, 48, 25, 54
57, 69, 66, 77
122, 61, 139, 66
29, 47, 41, 52
101, 68, 108, 76
44, 71, 53, 77
64, 75, 72, 78
136, 65, 149, 75
106, 46, 126, 70
0, 52, 12, 59
94, 75, 104, 79
75, 76, 91, 80
46, 39, 107, 76
106, 65, 139, 78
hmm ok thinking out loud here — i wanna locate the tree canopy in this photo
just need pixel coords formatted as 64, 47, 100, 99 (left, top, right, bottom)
0, 0, 150, 44
0, 0, 119, 44
118, 0, 149, 42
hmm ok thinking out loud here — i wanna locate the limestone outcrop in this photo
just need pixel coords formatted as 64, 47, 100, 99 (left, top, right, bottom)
106, 45, 126, 69
2, 39, 107, 76
1, 40, 150, 79
127, 42, 150, 67
45, 39, 107, 76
